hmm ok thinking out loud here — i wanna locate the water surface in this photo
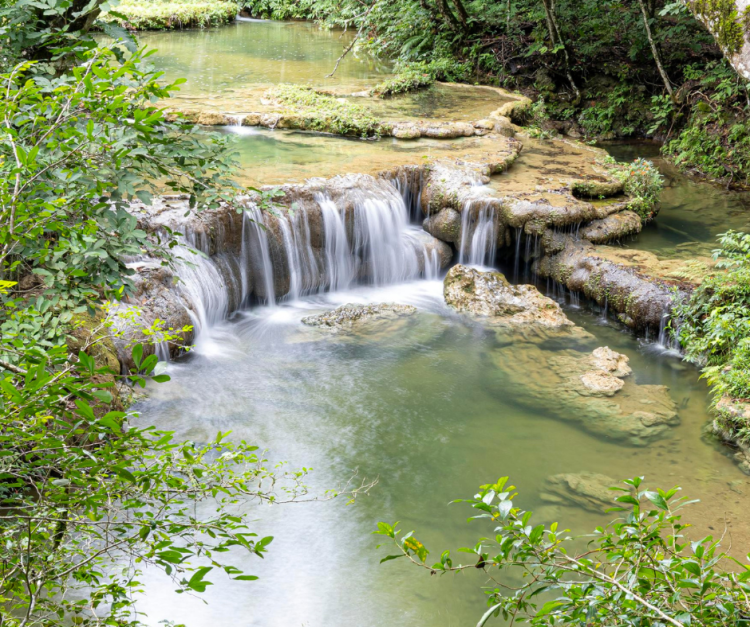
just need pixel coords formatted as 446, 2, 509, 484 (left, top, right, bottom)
133, 280, 750, 627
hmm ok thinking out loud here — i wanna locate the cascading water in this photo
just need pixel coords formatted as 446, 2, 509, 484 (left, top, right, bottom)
242, 206, 276, 304
354, 195, 423, 285
174, 237, 230, 333
318, 195, 354, 291
278, 206, 320, 300
174, 183, 444, 341
458, 199, 499, 267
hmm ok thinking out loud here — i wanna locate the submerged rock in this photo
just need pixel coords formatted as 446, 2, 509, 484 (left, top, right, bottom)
302, 303, 417, 332
444, 264, 573, 328
486, 342, 679, 445
540, 472, 618, 513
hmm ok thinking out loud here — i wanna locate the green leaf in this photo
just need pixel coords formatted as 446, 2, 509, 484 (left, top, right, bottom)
380, 554, 406, 564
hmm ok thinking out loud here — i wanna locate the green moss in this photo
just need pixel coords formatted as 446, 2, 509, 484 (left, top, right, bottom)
372, 67, 435, 98
102, 0, 238, 30
689, 0, 746, 54
266, 85, 385, 139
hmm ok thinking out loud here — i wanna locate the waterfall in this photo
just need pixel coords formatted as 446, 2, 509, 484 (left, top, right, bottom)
458, 200, 498, 267
319, 195, 354, 291
354, 196, 423, 285
169, 184, 444, 342
174, 243, 230, 332
278, 206, 320, 300
388, 169, 424, 223
242, 206, 275, 304
657, 309, 682, 353
226, 114, 246, 127
423, 248, 440, 280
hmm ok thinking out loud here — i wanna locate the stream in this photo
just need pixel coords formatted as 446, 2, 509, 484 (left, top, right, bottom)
131, 18, 750, 627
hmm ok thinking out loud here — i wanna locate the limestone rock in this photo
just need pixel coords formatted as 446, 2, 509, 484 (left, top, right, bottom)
302, 303, 417, 332
540, 472, 617, 513
444, 265, 573, 328
591, 346, 632, 378
580, 211, 642, 244
579, 370, 625, 396
423, 208, 461, 243
536, 238, 677, 330
392, 123, 422, 139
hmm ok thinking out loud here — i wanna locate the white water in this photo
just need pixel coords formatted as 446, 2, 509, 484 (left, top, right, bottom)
458, 198, 499, 267
319, 195, 355, 291
242, 206, 276, 304
171, 188, 445, 342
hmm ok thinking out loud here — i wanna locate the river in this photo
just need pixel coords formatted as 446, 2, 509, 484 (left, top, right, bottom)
129, 18, 750, 627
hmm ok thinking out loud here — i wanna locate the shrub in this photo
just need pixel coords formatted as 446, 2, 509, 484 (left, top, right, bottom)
372, 65, 435, 98
377, 476, 750, 626
675, 230, 750, 408
604, 157, 664, 221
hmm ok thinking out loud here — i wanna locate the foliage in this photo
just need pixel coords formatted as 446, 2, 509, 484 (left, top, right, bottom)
665, 60, 750, 186
0, 312, 369, 626
675, 230, 750, 405
102, 0, 239, 30
241, 0, 315, 19
0, 45, 238, 347
376, 476, 750, 626
266, 84, 386, 138
371, 63, 435, 98
526, 97, 555, 139
602, 156, 664, 221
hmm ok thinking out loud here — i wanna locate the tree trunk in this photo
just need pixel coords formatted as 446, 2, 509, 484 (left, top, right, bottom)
434, 0, 462, 32
682, 0, 750, 80
449, 0, 470, 31
540, 0, 581, 104
637, 0, 674, 97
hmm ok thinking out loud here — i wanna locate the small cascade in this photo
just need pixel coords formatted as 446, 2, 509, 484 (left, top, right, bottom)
388, 169, 424, 223
354, 196, 422, 285
513, 228, 523, 282
174, 242, 231, 332
458, 200, 499, 267
242, 206, 276, 304
656, 309, 682, 354
278, 206, 320, 300
423, 248, 440, 280
226, 114, 246, 127
599, 294, 609, 324
319, 195, 354, 291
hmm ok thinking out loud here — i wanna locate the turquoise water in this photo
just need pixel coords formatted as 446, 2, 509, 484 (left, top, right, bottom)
132, 280, 746, 627
126, 25, 750, 627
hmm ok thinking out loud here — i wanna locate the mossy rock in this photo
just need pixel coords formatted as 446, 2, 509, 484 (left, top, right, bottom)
67, 310, 123, 412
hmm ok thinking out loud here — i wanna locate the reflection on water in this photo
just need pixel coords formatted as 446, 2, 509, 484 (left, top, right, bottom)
134, 280, 750, 627
219, 126, 476, 185
140, 19, 391, 96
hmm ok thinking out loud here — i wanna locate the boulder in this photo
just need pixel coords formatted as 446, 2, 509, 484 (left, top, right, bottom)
444, 264, 573, 328
302, 303, 417, 333
423, 208, 462, 243
580, 211, 641, 244
536, 238, 676, 330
